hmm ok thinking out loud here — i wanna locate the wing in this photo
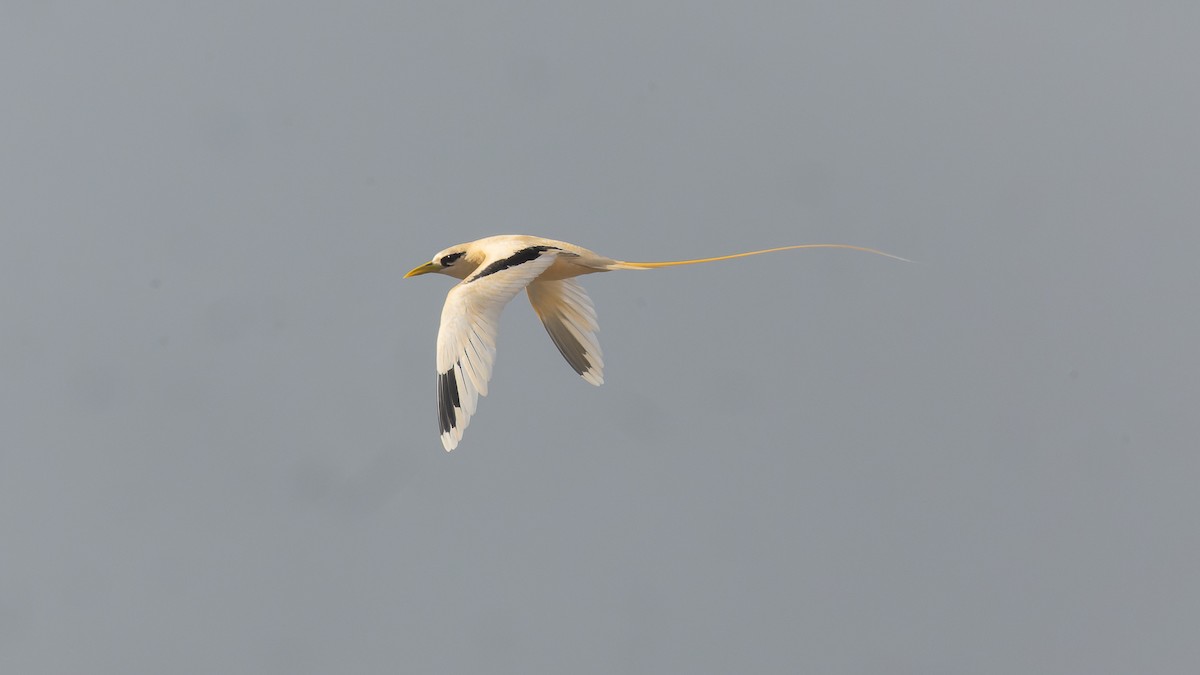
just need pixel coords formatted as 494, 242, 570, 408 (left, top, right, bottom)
526, 278, 604, 386
435, 247, 561, 451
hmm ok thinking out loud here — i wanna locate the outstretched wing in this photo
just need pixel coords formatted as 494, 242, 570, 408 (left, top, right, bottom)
435, 246, 560, 451
526, 278, 604, 386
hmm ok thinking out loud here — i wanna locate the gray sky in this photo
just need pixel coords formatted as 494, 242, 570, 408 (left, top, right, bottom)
3, 2, 1198, 673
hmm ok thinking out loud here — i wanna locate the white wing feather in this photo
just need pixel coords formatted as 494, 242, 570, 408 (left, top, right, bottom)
527, 278, 605, 386
435, 249, 561, 451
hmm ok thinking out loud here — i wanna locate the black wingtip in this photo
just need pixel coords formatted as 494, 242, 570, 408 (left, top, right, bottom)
437, 367, 461, 435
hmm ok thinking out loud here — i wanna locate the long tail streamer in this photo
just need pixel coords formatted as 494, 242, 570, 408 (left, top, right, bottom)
613, 244, 910, 269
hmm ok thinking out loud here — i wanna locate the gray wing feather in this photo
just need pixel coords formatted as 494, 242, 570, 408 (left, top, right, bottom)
526, 279, 605, 386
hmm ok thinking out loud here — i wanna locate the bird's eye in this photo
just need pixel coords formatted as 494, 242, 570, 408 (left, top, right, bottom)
440, 252, 465, 266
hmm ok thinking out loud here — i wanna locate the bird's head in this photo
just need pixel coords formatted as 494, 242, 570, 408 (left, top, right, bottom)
405, 244, 475, 280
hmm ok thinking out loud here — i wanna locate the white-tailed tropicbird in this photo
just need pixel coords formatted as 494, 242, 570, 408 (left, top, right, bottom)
405, 235, 907, 451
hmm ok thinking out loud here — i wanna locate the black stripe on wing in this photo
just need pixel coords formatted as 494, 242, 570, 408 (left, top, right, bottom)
468, 246, 558, 282
437, 367, 461, 436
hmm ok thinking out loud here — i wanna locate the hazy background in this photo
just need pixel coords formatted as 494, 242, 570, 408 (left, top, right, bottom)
3, 2, 1198, 673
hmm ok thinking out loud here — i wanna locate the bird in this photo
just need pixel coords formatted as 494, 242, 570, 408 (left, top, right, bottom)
405, 235, 908, 451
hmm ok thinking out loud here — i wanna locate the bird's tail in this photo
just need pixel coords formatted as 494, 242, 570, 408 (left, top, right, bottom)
609, 244, 910, 270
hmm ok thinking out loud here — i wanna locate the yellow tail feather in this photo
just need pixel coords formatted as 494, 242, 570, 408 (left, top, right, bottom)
612, 243, 910, 269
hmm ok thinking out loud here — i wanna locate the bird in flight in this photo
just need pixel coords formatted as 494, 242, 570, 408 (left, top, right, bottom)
406, 235, 907, 451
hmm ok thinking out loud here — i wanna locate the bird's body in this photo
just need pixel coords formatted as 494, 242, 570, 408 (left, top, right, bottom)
406, 235, 906, 451
416, 235, 617, 281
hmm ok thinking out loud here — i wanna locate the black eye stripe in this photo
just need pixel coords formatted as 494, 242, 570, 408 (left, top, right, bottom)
440, 252, 465, 266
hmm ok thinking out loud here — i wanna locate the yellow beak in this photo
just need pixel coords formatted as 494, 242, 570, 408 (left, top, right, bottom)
404, 262, 440, 278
